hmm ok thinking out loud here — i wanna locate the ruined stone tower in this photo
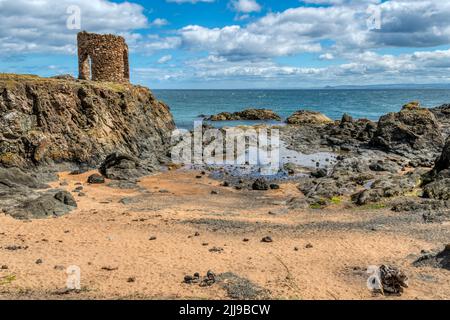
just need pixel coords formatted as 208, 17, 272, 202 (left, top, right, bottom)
77, 31, 130, 83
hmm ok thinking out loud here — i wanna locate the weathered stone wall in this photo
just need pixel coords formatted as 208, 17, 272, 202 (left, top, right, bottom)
77, 31, 130, 83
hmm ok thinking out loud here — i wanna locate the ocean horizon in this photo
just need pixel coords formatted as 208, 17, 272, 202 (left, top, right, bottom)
153, 89, 450, 129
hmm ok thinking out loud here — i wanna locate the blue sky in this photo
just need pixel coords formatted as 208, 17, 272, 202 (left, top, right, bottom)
1, 0, 450, 88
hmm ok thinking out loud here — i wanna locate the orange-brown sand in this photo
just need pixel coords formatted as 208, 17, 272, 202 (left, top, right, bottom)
0, 170, 448, 300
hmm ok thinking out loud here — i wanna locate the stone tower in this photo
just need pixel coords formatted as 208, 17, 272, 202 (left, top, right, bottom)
77, 31, 130, 83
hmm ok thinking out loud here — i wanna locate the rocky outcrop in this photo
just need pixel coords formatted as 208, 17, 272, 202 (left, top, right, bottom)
5, 190, 77, 220
286, 110, 332, 125
323, 115, 377, 150
432, 136, 450, 174
423, 137, 450, 200
370, 102, 444, 160
99, 153, 148, 181
430, 103, 450, 137
207, 109, 281, 121
0, 167, 76, 220
0, 74, 175, 169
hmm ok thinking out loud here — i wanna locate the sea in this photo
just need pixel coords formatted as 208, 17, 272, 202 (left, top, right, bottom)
153, 89, 450, 129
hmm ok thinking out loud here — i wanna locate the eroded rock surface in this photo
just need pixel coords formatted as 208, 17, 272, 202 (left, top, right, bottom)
0, 74, 175, 169
370, 102, 444, 160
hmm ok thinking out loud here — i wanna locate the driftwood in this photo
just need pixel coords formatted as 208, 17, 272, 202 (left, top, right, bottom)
379, 265, 408, 295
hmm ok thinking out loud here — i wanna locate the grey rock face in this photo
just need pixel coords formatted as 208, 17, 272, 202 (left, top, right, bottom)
0, 74, 175, 169
99, 153, 148, 181
370, 102, 444, 160
5, 190, 77, 220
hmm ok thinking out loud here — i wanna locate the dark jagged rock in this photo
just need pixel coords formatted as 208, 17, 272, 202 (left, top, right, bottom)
0, 167, 48, 189
423, 178, 450, 200
422, 137, 450, 200
311, 168, 327, 178
0, 167, 55, 218
352, 172, 422, 205
207, 109, 281, 121
252, 178, 269, 191
341, 113, 353, 123
370, 102, 444, 160
413, 245, 450, 270
5, 190, 77, 220
369, 160, 400, 173
324, 118, 377, 147
99, 153, 147, 181
87, 173, 105, 184
286, 110, 332, 125
430, 103, 450, 137
0, 74, 175, 168
431, 137, 450, 174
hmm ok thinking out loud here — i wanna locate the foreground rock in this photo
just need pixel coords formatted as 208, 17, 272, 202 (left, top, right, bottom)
207, 109, 281, 121
5, 190, 77, 220
0, 167, 48, 209
99, 153, 149, 181
414, 245, 450, 270
286, 110, 332, 125
370, 102, 444, 160
0, 74, 175, 168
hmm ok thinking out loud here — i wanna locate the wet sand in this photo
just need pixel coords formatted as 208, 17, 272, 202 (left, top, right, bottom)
0, 170, 449, 300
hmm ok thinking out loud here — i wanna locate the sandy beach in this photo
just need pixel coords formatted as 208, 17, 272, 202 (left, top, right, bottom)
1, 169, 448, 300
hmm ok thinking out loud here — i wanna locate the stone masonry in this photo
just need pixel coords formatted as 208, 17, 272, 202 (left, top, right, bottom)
77, 31, 130, 83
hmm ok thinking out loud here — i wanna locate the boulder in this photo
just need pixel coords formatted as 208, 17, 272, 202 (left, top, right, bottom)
252, 178, 269, 191
6, 190, 77, 220
99, 153, 147, 181
0, 167, 48, 189
370, 102, 444, 159
286, 110, 332, 125
207, 109, 281, 121
423, 178, 450, 200
413, 245, 450, 270
87, 173, 105, 184
352, 172, 422, 205
325, 118, 377, 147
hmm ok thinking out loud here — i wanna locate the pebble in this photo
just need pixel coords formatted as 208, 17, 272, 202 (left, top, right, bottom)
261, 236, 273, 243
